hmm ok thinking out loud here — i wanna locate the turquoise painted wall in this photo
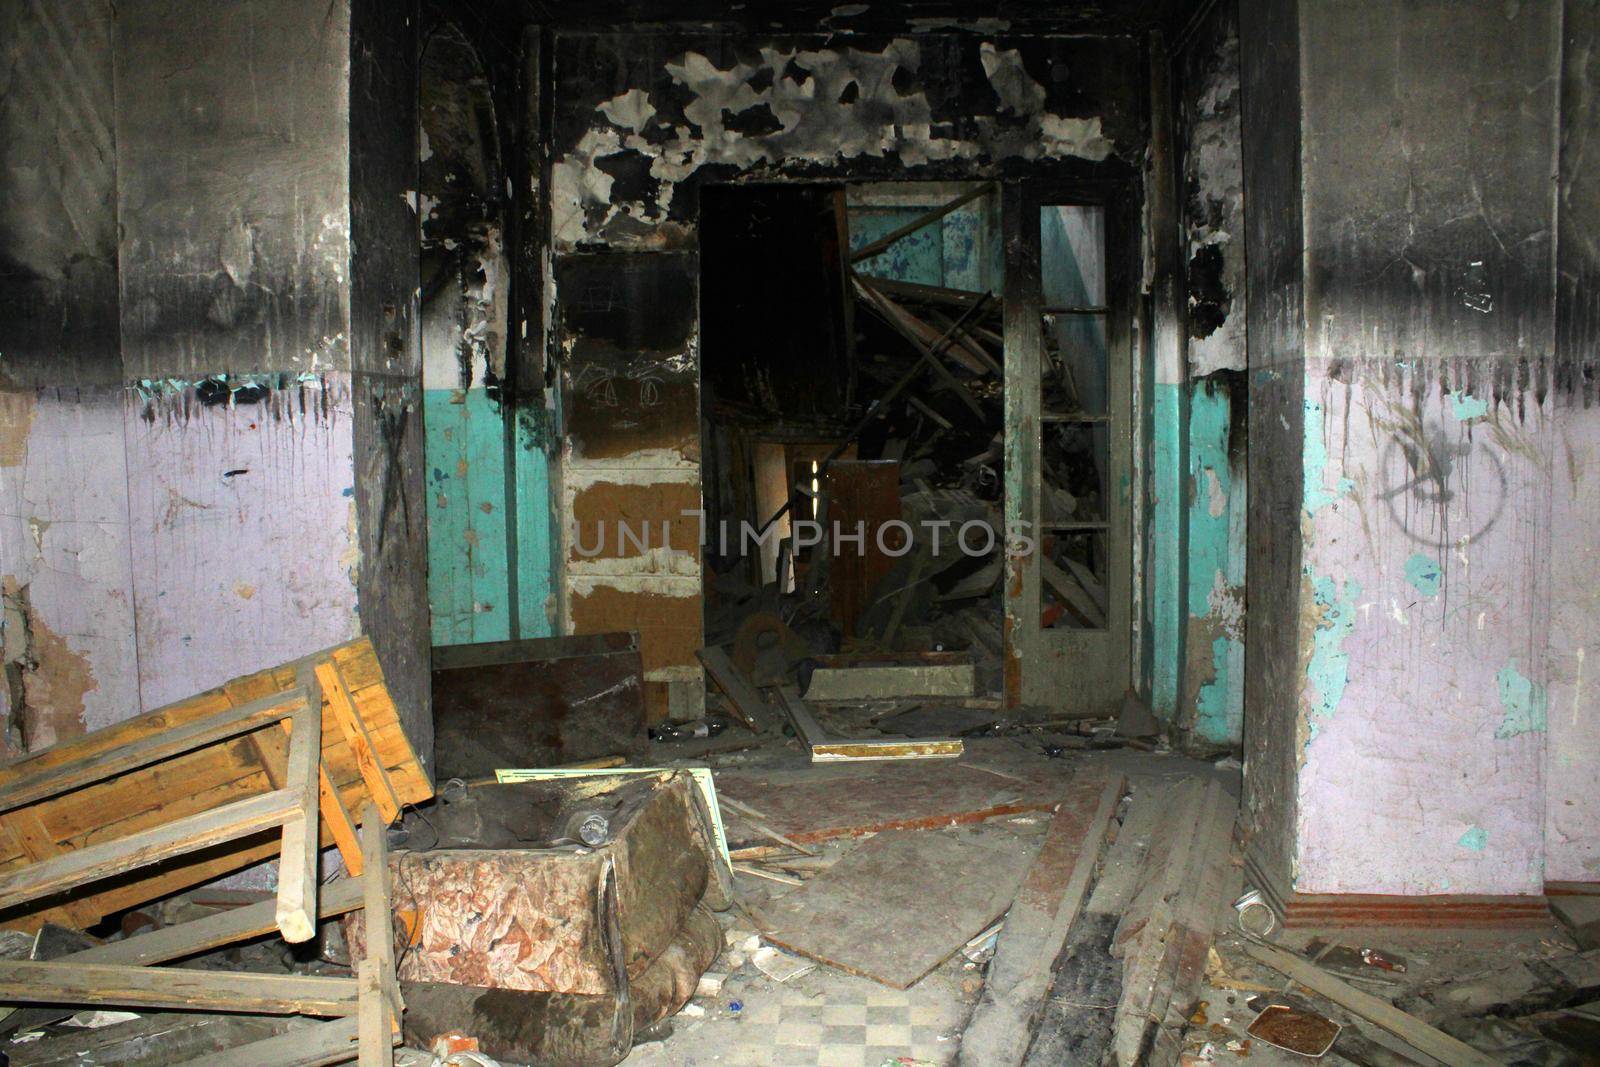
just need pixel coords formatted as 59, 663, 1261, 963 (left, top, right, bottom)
1185, 385, 1245, 746
850, 203, 1002, 293
1148, 382, 1185, 719
424, 389, 556, 646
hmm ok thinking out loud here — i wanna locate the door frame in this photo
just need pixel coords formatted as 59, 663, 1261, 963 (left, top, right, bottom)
1002, 181, 1138, 713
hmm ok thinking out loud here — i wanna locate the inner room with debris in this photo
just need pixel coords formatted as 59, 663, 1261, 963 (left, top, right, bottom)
1, 0, 1598, 1064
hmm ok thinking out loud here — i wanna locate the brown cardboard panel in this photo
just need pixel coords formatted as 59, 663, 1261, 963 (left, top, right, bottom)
569, 480, 702, 561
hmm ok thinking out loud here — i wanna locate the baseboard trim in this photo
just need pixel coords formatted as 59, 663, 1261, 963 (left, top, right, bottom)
1279, 892, 1551, 929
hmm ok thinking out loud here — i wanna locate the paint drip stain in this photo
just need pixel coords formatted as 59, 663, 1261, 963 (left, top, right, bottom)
1403, 553, 1442, 597
1494, 660, 1547, 738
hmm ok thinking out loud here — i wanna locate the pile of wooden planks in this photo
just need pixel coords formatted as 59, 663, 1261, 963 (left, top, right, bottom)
0, 637, 430, 1066
1107, 777, 1239, 1066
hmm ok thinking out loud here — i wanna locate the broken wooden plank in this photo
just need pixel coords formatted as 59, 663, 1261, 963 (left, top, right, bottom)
0, 689, 303, 815
0, 789, 298, 912
812, 738, 963, 762
697, 646, 769, 730
316, 661, 403, 824
717, 795, 817, 856
802, 653, 977, 702
1148, 782, 1239, 1065
0, 960, 360, 1016
359, 804, 402, 1019
276, 674, 324, 944
1244, 940, 1501, 1067
761, 824, 1043, 988
1109, 778, 1214, 1066
957, 771, 1126, 1067
774, 687, 962, 763
170, 1017, 387, 1067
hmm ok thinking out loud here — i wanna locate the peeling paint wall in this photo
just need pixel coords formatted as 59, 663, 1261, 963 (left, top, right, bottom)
1547, 0, 1600, 885
0, 1, 430, 767
1243, 0, 1596, 898
1166, 0, 1247, 750
549, 32, 1145, 252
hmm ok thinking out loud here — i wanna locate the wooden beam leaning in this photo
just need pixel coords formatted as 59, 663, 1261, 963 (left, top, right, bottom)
0, 961, 359, 1016
0, 689, 302, 815
358, 804, 399, 1066
697, 646, 769, 731
0, 789, 297, 913
316, 660, 403, 824
276, 673, 324, 943
252, 724, 364, 878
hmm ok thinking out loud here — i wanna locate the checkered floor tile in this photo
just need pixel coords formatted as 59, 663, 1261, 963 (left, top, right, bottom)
624, 972, 966, 1066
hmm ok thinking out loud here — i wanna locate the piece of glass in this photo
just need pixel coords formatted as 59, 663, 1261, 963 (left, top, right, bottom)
1039, 205, 1105, 308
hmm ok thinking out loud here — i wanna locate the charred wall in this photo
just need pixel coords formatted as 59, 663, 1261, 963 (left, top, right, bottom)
1238, 0, 1305, 895
351, 0, 431, 760
1, 0, 430, 770
543, 27, 1150, 719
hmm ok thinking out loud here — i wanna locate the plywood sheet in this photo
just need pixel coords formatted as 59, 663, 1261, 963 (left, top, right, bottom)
759, 825, 1040, 988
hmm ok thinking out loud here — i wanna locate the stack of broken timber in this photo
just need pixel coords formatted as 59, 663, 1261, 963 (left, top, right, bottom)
0, 637, 431, 1066
1107, 778, 1238, 1066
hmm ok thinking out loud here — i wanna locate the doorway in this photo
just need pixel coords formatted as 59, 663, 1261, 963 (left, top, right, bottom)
695, 180, 1134, 716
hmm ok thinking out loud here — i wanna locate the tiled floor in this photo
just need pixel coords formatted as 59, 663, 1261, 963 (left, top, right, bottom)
624, 960, 969, 1066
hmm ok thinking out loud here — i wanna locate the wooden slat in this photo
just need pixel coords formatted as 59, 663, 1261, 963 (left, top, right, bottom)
173, 1016, 392, 1067
357, 960, 390, 1067
0, 879, 366, 1032
73, 878, 365, 968
0, 789, 296, 912
255, 724, 363, 877
1244, 941, 1500, 1067
276, 675, 323, 944
0, 690, 303, 815
0, 811, 100, 929
0, 960, 358, 1016
359, 804, 401, 1016
317, 662, 402, 824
